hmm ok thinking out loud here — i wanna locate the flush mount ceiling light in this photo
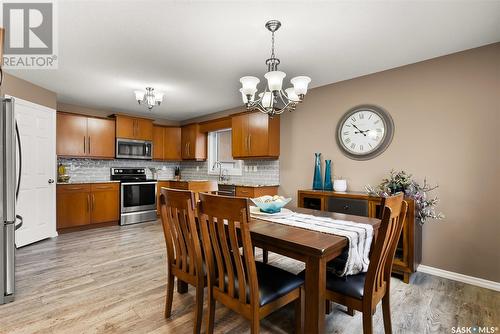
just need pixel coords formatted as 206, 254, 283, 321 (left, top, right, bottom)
239, 20, 311, 117
134, 87, 164, 110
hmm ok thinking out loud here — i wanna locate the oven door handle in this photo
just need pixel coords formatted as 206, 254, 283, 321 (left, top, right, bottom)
121, 181, 158, 186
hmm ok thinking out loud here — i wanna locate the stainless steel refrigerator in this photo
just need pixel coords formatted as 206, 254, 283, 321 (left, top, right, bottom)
1, 97, 23, 304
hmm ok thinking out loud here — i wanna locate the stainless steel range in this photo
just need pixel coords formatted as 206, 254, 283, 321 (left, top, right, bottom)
111, 168, 157, 225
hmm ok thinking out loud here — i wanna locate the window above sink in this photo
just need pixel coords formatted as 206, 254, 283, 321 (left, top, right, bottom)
207, 128, 243, 176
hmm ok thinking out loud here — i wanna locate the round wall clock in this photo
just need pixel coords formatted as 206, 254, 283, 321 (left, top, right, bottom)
336, 105, 394, 160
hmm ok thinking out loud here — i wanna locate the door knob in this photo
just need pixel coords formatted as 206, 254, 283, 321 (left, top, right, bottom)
48, 178, 55, 184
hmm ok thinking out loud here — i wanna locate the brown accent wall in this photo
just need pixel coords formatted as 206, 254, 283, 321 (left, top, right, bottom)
2, 72, 56, 109
280, 43, 500, 282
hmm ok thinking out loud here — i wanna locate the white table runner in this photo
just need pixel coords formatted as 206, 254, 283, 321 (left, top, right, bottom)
251, 210, 374, 276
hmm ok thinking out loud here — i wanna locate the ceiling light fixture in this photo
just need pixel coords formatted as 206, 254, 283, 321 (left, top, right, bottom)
239, 20, 311, 117
134, 87, 164, 110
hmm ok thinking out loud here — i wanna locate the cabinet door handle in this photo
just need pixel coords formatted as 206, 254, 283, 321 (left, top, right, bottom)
87, 194, 90, 212
66, 187, 84, 190
83, 136, 86, 153
92, 194, 95, 211
88, 136, 91, 154
248, 135, 251, 151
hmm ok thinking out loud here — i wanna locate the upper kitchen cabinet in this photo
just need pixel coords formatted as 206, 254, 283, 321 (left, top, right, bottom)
153, 125, 181, 161
115, 115, 153, 141
181, 123, 207, 160
232, 112, 280, 159
87, 117, 115, 158
57, 112, 115, 159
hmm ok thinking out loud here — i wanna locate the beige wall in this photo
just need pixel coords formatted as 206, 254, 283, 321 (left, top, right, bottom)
2, 73, 57, 109
280, 43, 500, 282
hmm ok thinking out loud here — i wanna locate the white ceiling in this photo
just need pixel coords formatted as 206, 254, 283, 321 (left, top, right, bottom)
7, 0, 500, 121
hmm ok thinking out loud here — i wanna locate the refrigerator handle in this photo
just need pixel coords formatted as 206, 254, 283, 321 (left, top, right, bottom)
15, 214, 23, 231
15, 121, 22, 200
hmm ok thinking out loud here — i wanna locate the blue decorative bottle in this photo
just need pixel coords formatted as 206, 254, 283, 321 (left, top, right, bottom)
324, 160, 333, 191
312, 153, 323, 190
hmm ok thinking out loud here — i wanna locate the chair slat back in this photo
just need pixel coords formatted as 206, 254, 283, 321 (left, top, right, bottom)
198, 193, 258, 306
159, 188, 203, 277
365, 193, 408, 299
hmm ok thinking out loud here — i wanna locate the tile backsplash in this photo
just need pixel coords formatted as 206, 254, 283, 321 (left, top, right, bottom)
58, 158, 279, 185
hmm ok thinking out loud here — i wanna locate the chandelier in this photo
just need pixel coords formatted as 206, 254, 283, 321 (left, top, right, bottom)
239, 20, 311, 117
134, 87, 164, 110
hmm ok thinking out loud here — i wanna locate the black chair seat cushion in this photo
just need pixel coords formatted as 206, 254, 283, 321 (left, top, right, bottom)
219, 261, 304, 306
299, 270, 366, 300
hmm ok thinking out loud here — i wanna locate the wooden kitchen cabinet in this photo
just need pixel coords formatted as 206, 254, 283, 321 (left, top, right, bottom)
87, 118, 115, 158
57, 113, 88, 157
115, 115, 153, 141
90, 183, 120, 224
235, 186, 278, 198
181, 123, 207, 160
57, 183, 120, 231
153, 126, 164, 160
231, 112, 280, 159
56, 184, 91, 229
153, 125, 181, 161
57, 112, 115, 159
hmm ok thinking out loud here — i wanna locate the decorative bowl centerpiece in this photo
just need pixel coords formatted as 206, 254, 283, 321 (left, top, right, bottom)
250, 195, 291, 214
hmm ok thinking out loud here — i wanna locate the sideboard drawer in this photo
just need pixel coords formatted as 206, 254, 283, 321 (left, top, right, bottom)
328, 197, 368, 217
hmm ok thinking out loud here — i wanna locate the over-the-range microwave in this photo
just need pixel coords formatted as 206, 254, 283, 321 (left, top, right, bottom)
116, 138, 152, 160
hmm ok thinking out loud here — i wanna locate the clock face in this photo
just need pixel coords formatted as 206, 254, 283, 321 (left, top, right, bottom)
336, 105, 394, 160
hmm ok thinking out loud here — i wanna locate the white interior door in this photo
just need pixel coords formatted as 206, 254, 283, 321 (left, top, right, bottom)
13, 97, 57, 247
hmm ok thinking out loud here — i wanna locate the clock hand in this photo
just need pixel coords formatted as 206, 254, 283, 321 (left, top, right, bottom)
352, 124, 368, 136
351, 123, 362, 132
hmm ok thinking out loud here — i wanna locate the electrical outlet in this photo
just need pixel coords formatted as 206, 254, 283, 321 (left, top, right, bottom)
253, 166, 257, 172
244, 165, 249, 172
196, 166, 199, 171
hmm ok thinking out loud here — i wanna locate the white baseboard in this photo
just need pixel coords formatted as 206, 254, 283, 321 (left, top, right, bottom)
417, 265, 500, 292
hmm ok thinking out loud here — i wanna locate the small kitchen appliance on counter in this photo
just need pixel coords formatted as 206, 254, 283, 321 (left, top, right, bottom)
111, 168, 157, 225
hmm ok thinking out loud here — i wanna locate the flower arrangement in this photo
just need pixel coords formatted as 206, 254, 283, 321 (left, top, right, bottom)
365, 170, 445, 224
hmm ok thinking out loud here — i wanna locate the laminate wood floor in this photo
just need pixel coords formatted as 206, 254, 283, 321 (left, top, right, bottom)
0, 221, 498, 334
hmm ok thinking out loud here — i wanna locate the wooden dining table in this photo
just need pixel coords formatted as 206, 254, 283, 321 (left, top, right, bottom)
249, 206, 380, 334
176, 206, 380, 334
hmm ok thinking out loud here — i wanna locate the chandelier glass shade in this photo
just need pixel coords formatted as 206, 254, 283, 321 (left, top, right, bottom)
134, 87, 163, 110
239, 20, 311, 116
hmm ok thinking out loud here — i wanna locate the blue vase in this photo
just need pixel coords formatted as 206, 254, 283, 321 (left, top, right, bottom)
312, 153, 323, 190
324, 160, 333, 191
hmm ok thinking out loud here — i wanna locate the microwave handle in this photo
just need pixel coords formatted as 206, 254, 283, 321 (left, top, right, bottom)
145, 144, 150, 156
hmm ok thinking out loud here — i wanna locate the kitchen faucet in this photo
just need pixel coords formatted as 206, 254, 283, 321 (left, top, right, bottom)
213, 161, 229, 182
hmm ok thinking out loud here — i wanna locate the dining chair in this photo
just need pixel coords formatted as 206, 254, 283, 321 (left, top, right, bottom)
323, 193, 408, 334
159, 188, 205, 334
198, 193, 305, 334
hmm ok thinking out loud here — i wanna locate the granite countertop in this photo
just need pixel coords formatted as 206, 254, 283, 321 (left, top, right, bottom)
222, 183, 280, 188
157, 179, 279, 188
57, 180, 120, 185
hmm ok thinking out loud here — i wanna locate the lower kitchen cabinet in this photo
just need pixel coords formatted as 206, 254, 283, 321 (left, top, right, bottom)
90, 184, 120, 224
57, 183, 120, 231
57, 184, 91, 229
235, 186, 278, 198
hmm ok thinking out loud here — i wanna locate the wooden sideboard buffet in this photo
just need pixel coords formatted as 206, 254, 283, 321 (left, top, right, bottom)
297, 189, 422, 283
